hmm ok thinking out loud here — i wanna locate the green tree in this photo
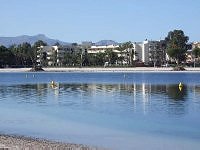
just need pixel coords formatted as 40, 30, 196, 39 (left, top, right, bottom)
41, 52, 48, 67
34, 40, 47, 47
192, 47, 200, 59
18, 42, 32, 67
117, 44, 125, 66
82, 49, 89, 66
118, 41, 135, 66
0, 45, 15, 67
8, 44, 19, 66
96, 53, 106, 66
165, 30, 189, 65
72, 53, 81, 66
105, 49, 118, 65
10, 43, 33, 67
192, 47, 200, 66
64, 52, 81, 66
64, 52, 73, 66
52, 50, 58, 66
87, 53, 105, 66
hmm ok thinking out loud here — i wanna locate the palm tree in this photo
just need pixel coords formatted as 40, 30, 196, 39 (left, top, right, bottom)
117, 44, 125, 66
118, 41, 136, 67
192, 47, 200, 67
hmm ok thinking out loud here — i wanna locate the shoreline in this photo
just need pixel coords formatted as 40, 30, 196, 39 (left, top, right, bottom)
0, 134, 101, 150
1, 67, 200, 72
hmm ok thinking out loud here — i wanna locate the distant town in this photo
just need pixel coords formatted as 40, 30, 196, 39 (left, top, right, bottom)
0, 29, 200, 69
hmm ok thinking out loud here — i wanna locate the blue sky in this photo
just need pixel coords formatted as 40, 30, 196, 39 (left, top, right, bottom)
0, 0, 200, 43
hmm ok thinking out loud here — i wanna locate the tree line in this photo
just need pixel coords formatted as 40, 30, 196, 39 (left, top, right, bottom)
0, 40, 48, 68
0, 40, 135, 68
1, 29, 200, 68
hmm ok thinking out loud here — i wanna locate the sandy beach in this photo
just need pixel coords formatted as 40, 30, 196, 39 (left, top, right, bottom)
0, 134, 102, 150
0, 67, 200, 72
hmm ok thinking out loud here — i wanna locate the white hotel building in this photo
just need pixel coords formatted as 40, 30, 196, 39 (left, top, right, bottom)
37, 45, 66, 66
133, 40, 166, 66
133, 40, 149, 63
36, 40, 166, 66
87, 45, 120, 54
87, 40, 166, 66
87, 41, 151, 64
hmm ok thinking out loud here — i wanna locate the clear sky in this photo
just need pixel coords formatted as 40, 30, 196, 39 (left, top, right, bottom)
0, 0, 199, 43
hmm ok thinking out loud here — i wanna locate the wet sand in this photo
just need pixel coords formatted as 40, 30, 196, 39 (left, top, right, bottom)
0, 134, 102, 150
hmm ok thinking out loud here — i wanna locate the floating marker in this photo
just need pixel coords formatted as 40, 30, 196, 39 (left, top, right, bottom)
179, 86, 182, 91
179, 82, 183, 87
178, 82, 183, 91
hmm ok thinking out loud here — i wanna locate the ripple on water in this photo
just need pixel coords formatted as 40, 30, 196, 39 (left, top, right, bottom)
0, 73, 200, 150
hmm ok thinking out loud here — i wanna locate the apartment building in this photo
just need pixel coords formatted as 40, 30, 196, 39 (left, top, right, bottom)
184, 42, 200, 64
148, 40, 166, 66
36, 40, 166, 67
133, 40, 166, 66
192, 42, 200, 49
133, 41, 148, 63
37, 45, 66, 66
87, 45, 120, 54
86, 41, 166, 66
37, 44, 84, 67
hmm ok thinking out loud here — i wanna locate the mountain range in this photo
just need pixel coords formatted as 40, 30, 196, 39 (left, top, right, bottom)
95, 40, 118, 46
0, 34, 118, 47
0, 34, 69, 47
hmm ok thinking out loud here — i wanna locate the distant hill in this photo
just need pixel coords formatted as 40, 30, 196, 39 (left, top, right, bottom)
0, 34, 69, 47
95, 40, 118, 46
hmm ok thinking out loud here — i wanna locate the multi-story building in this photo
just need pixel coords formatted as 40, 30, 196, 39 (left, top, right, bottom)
148, 40, 166, 66
37, 46, 61, 66
192, 42, 200, 49
86, 41, 166, 66
133, 40, 166, 66
87, 45, 120, 54
133, 41, 149, 63
37, 44, 82, 67
36, 40, 167, 67
185, 42, 199, 65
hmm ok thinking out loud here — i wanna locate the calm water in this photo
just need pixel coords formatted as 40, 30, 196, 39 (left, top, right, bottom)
0, 72, 200, 150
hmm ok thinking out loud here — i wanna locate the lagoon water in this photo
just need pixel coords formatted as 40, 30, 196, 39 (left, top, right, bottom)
0, 72, 200, 150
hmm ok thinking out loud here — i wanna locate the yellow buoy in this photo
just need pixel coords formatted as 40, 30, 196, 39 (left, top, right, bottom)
179, 82, 183, 87
178, 82, 183, 91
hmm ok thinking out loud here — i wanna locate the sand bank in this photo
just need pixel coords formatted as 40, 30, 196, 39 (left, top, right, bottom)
0, 67, 200, 72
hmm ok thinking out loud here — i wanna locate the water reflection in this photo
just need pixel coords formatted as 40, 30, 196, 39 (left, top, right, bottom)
0, 83, 199, 117
166, 84, 187, 101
